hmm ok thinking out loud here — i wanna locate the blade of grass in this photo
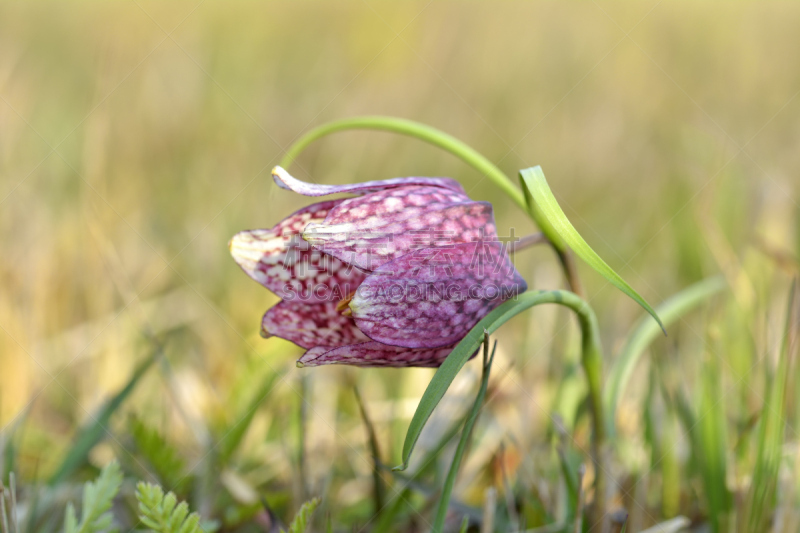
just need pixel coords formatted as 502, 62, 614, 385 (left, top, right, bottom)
696, 354, 731, 533
49, 351, 158, 485
1, 402, 34, 482
217, 371, 279, 463
372, 487, 413, 533
354, 386, 386, 518
375, 411, 480, 531
660, 409, 680, 519
604, 276, 726, 436
553, 417, 579, 514
431, 335, 497, 533
396, 290, 604, 473
572, 464, 586, 533
519, 166, 665, 333
0, 481, 8, 533
742, 280, 798, 532
396, 289, 608, 528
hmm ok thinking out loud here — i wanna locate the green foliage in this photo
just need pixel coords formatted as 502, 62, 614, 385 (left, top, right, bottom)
50, 353, 158, 486
695, 357, 732, 533
604, 276, 726, 436
397, 290, 602, 472
519, 166, 664, 333
741, 283, 797, 532
129, 416, 187, 494
216, 372, 278, 464
281, 498, 320, 533
431, 339, 496, 532
63, 461, 123, 533
135, 483, 203, 533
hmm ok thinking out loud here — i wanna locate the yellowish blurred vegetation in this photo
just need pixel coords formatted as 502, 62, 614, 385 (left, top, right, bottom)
1, 1, 799, 531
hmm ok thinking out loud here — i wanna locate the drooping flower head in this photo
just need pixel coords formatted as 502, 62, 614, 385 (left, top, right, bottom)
229, 167, 527, 367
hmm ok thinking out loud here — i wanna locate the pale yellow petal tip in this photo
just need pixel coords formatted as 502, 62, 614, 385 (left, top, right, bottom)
296, 360, 305, 368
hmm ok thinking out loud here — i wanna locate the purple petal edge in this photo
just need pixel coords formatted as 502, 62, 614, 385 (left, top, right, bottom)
297, 341, 464, 368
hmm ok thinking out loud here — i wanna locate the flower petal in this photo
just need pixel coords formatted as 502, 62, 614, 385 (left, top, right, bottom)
349, 241, 527, 349
323, 185, 470, 225
303, 201, 497, 271
229, 200, 367, 302
297, 341, 459, 368
272, 166, 465, 196
262, 300, 369, 349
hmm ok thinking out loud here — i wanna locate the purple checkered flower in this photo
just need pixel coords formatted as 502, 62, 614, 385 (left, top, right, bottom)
228, 167, 526, 367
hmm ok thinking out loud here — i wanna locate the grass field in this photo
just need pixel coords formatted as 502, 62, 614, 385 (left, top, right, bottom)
1, 2, 799, 532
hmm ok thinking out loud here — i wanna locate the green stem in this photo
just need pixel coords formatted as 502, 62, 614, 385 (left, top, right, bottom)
354, 386, 386, 517
432, 334, 496, 533
397, 291, 606, 521
281, 117, 584, 295
280, 116, 526, 210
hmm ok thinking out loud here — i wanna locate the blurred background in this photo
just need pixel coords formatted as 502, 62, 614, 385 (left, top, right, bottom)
1, 1, 799, 531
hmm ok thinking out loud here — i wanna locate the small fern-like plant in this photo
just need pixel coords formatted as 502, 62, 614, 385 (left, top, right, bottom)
281, 498, 320, 533
136, 482, 203, 533
129, 416, 187, 494
63, 461, 123, 533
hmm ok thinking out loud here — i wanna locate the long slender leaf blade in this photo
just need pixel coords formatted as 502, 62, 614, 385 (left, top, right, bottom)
696, 357, 731, 532
354, 387, 385, 517
742, 280, 797, 531
519, 166, 664, 332
217, 372, 279, 463
397, 290, 589, 471
432, 341, 496, 532
49, 352, 158, 485
604, 276, 726, 435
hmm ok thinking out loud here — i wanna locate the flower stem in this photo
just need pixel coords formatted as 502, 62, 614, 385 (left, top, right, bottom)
281, 117, 587, 297
557, 248, 585, 298
280, 116, 526, 210
509, 232, 547, 252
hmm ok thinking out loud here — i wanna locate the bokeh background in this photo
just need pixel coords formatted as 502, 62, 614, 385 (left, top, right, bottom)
1, 1, 799, 531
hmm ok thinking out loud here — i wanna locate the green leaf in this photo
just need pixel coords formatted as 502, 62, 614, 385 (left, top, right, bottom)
604, 276, 726, 436
432, 338, 496, 533
519, 166, 665, 333
741, 281, 797, 532
50, 352, 158, 485
281, 498, 320, 533
63, 461, 123, 533
217, 371, 278, 463
353, 387, 385, 517
396, 290, 601, 472
695, 356, 731, 533
130, 416, 187, 493
135, 482, 204, 533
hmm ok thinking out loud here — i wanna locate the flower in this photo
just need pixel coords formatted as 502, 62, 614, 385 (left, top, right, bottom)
228, 166, 527, 367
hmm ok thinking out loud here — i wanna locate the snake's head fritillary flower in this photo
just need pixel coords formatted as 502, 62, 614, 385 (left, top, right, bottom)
229, 166, 527, 367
